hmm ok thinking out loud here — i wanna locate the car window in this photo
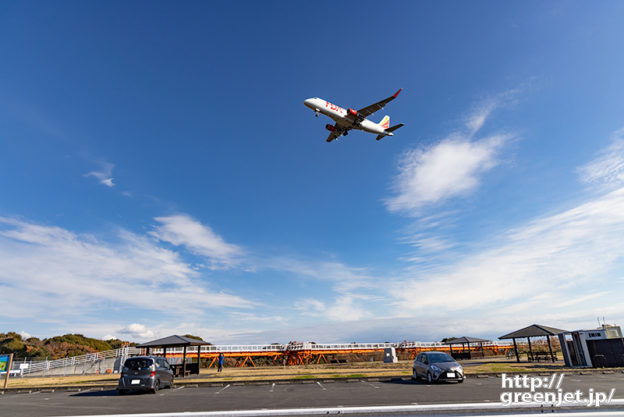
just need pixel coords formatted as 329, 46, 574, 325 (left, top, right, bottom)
427, 352, 454, 363
124, 358, 154, 370
162, 359, 170, 369
422, 355, 428, 364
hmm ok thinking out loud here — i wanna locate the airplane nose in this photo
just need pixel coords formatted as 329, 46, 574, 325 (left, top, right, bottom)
304, 98, 314, 108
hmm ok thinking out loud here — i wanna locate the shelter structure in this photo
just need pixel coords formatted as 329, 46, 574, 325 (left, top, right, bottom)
136, 335, 210, 377
499, 324, 566, 363
444, 336, 490, 359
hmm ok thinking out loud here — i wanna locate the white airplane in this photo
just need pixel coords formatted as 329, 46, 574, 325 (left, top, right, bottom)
303, 89, 404, 142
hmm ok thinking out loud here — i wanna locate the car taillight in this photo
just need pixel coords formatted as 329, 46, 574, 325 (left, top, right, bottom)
150, 371, 156, 377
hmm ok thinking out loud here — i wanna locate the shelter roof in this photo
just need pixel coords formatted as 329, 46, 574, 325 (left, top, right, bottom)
444, 336, 490, 344
136, 335, 210, 348
499, 324, 567, 339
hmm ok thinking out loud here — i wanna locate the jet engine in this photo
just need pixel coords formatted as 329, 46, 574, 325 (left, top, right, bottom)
325, 124, 335, 131
347, 108, 358, 117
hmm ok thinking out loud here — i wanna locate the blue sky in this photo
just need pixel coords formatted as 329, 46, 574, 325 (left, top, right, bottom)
2, 1, 624, 343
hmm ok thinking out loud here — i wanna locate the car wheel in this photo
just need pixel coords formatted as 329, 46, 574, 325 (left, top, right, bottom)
426, 372, 433, 384
151, 379, 160, 394
412, 369, 418, 380
117, 389, 127, 396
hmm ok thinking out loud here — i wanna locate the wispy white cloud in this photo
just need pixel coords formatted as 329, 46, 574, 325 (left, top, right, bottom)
119, 323, 154, 339
386, 89, 523, 216
266, 257, 375, 292
386, 134, 509, 214
294, 296, 370, 322
151, 214, 244, 269
390, 185, 624, 314
465, 88, 523, 136
0, 217, 252, 324
85, 162, 115, 187
578, 128, 624, 185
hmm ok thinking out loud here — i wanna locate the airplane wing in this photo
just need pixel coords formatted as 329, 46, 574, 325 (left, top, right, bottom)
356, 89, 402, 118
326, 128, 343, 142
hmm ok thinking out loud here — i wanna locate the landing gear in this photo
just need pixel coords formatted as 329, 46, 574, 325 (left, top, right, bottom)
315, 110, 319, 117
343, 131, 348, 136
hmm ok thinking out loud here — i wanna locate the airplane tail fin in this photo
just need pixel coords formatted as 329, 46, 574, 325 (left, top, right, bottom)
376, 123, 404, 141
378, 115, 390, 129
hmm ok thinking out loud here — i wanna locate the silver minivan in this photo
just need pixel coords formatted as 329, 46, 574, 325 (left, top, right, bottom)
412, 351, 464, 383
117, 356, 174, 394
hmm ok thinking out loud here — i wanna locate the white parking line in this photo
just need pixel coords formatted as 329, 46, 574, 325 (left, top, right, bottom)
175, 386, 185, 391
315, 382, 326, 391
54, 400, 624, 417
361, 381, 379, 389
269, 383, 275, 393
215, 384, 230, 394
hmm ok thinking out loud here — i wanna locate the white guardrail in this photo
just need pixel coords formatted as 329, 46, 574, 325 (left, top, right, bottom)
8, 340, 517, 377
9, 346, 140, 377
149, 340, 516, 354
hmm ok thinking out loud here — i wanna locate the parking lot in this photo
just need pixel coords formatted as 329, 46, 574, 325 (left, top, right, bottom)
1, 373, 623, 416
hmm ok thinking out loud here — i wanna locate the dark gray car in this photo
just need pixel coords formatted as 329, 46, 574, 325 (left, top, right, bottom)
117, 356, 174, 394
412, 351, 464, 383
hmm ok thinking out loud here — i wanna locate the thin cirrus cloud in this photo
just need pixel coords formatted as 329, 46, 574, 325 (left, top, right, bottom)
0, 216, 252, 323
119, 323, 155, 339
151, 214, 244, 269
385, 91, 519, 216
294, 296, 370, 322
386, 134, 510, 214
389, 130, 624, 321
578, 128, 624, 185
85, 162, 115, 187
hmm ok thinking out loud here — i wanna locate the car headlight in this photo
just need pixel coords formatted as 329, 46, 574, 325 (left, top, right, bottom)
431, 365, 442, 373
457, 366, 463, 374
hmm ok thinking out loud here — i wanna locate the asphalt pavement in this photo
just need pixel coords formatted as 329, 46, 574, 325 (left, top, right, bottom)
1, 373, 623, 417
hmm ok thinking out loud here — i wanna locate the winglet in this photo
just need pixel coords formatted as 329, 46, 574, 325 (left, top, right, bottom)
393, 88, 402, 98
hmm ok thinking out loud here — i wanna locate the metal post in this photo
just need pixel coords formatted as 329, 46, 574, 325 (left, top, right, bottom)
527, 337, 534, 361
197, 346, 201, 374
2, 354, 13, 389
512, 338, 520, 363
182, 346, 187, 377
547, 336, 555, 362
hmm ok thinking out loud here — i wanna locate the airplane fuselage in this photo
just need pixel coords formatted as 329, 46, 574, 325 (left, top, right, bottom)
303, 98, 389, 136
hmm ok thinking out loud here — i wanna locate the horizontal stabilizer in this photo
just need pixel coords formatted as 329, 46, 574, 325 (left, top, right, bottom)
386, 123, 404, 133
376, 123, 404, 141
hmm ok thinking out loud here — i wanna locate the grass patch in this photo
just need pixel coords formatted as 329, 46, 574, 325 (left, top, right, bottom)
345, 374, 366, 378
294, 375, 315, 379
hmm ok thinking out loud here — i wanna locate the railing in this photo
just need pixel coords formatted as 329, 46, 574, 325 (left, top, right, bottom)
10, 346, 140, 377
8, 341, 519, 377
149, 341, 515, 355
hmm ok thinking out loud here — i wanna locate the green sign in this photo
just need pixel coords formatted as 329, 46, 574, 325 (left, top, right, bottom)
0, 355, 9, 372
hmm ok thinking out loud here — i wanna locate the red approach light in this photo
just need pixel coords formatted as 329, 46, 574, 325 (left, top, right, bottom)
347, 108, 358, 117
325, 124, 335, 131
